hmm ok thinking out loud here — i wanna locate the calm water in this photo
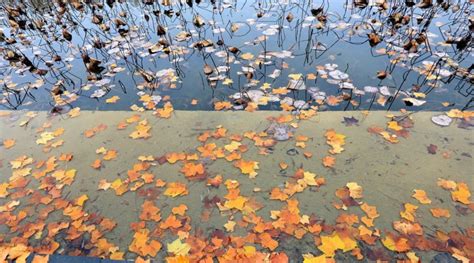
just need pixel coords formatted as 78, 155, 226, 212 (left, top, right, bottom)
1, 0, 472, 111
1, 1, 473, 262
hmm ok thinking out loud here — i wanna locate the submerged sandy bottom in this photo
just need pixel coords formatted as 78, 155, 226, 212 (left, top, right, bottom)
0, 110, 472, 261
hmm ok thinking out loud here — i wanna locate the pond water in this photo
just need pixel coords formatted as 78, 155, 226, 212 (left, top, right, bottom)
1, 0, 472, 111
0, 0, 473, 263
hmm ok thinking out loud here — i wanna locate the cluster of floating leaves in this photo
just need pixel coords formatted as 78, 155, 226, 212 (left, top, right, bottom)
0, 0, 472, 111
1, 106, 473, 261
0, 0, 473, 262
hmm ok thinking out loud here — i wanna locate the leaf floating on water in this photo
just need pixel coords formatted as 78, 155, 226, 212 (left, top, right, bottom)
322, 156, 335, 168
387, 121, 403, 131
203, 64, 213, 75
106, 96, 120, 104
346, 182, 363, 199
180, 162, 205, 178
240, 53, 254, 60
167, 238, 191, 256
154, 102, 174, 119
376, 70, 388, 80
103, 150, 118, 161
68, 107, 81, 118
412, 190, 431, 204
427, 144, 438, 154
368, 32, 382, 47
214, 101, 233, 111
451, 183, 471, 205
430, 208, 451, 218
164, 182, 188, 197
129, 120, 152, 139
234, 159, 259, 178
431, 115, 452, 127
325, 129, 346, 154
193, 15, 205, 28
403, 97, 426, 107
3, 139, 15, 149
1, 1, 473, 261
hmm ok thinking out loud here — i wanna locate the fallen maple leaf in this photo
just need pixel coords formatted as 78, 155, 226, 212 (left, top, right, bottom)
155, 102, 174, 118
322, 156, 336, 168
412, 189, 431, 204
91, 159, 102, 169
360, 203, 379, 219
103, 150, 118, 161
325, 129, 346, 154
106, 96, 120, 103
167, 238, 191, 256
224, 220, 236, 232
347, 182, 363, 199
74, 194, 88, 206
214, 101, 232, 111
430, 208, 451, 218
3, 139, 15, 149
171, 204, 188, 216
234, 159, 259, 178
68, 107, 81, 118
180, 162, 205, 178
318, 231, 357, 257
279, 162, 288, 170
451, 182, 471, 205
164, 182, 188, 197
400, 203, 418, 222
32, 254, 49, 263
130, 120, 151, 139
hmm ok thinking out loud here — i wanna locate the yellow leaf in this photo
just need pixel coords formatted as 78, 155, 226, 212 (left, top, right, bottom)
106, 96, 120, 103
387, 121, 403, 131
318, 232, 357, 257
303, 254, 328, 263
36, 132, 55, 145
381, 235, 396, 251
413, 92, 426, 98
288, 73, 303, 80
400, 203, 418, 222
130, 119, 151, 139
224, 196, 247, 210
451, 183, 471, 204
224, 141, 241, 152
325, 129, 346, 154
95, 148, 107, 156
68, 107, 81, 118
240, 53, 254, 60
234, 159, 259, 178
75, 194, 89, 206
167, 239, 191, 256
224, 220, 236, 232
0, 183, 9, 198
164, 182, 188, 197
223, 78, 233, 85
346, 182, 363, 199
103, 150, 118, 161
412, 189, 431, 204
155, 102, 174, 118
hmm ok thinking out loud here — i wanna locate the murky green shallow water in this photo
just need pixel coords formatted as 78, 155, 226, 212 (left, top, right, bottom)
1, 0, 473, 261
1, 110, 472, 261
